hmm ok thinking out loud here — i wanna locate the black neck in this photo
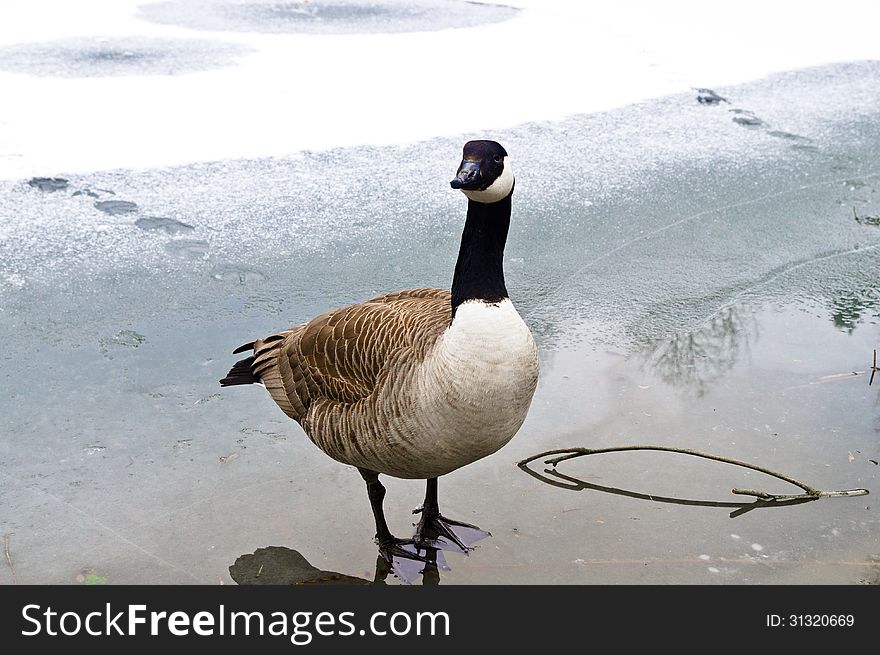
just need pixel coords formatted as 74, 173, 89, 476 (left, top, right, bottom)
450, 192, 511, 317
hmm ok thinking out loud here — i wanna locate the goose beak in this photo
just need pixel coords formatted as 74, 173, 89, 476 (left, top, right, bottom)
450, 160, 483, 190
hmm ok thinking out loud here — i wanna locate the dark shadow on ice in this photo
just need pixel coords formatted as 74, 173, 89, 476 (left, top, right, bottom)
230, 546, 369, 585
135, 216, 195, 235
28, 177, 69, 192
229, 545, 443, 585
729, 108, 766, 129
517, 459, 816, 519
693, 88, 728, 105
95, 200, 139, 215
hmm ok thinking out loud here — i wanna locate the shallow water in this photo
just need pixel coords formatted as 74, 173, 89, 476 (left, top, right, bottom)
1, 60, 879, 585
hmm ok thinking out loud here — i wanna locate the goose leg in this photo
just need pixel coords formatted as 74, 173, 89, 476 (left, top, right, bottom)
358, 468, 430, 582
420, 548, 441, 586
413, 477, 491, 553
359, 468, 396, 548
372, 547, 441, 586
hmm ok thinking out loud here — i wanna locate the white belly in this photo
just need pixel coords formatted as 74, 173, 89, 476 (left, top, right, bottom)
403, 299, 539, 476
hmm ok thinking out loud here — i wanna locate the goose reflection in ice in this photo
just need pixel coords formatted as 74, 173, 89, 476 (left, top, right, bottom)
229, 545, 445, 586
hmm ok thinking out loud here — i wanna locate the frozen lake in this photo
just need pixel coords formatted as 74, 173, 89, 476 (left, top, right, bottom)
1, 1, 879, 585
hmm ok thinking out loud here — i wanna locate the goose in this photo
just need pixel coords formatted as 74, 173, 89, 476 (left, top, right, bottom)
220, 140, 539, 565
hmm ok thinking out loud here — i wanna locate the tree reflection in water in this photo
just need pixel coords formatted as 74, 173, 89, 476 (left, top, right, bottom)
640, 303, 758, 397
828, 285, 879, 334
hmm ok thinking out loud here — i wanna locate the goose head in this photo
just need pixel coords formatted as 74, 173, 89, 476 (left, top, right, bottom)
450, 140, 514, 204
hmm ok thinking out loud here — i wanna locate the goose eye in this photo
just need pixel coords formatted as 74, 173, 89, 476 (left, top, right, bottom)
493, 155, 502, 163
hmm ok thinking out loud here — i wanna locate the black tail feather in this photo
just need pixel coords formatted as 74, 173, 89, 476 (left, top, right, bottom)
220, 356, 258, 387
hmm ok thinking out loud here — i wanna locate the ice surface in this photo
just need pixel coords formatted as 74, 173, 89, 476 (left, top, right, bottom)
3, 61, 879, 349
0, 1, 878, 585
2, 0, 880, 176
139, 0, 519, 34
0, 37, 251, 77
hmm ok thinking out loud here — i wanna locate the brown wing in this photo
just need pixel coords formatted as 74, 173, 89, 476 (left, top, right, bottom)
247, 288, 451, 422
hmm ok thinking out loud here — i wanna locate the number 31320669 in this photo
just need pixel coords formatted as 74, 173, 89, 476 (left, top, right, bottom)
766, 614, 854, 627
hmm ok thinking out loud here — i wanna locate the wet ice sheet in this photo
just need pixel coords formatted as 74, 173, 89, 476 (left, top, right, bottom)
1, 60, 878, 584
506, 300, 879, 585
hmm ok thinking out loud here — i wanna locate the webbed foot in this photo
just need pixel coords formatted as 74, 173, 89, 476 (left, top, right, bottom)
413, 508, 491, 554
376, 536, 449, 584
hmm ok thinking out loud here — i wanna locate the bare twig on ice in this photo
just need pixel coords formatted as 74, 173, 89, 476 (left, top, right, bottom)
518, 445, 869, 503
3, 533, 16, 584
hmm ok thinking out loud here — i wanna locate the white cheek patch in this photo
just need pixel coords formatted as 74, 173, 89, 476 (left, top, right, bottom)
462, 157, 514, 204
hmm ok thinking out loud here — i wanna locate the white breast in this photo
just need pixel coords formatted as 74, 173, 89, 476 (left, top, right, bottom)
402, 298, 539, 477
